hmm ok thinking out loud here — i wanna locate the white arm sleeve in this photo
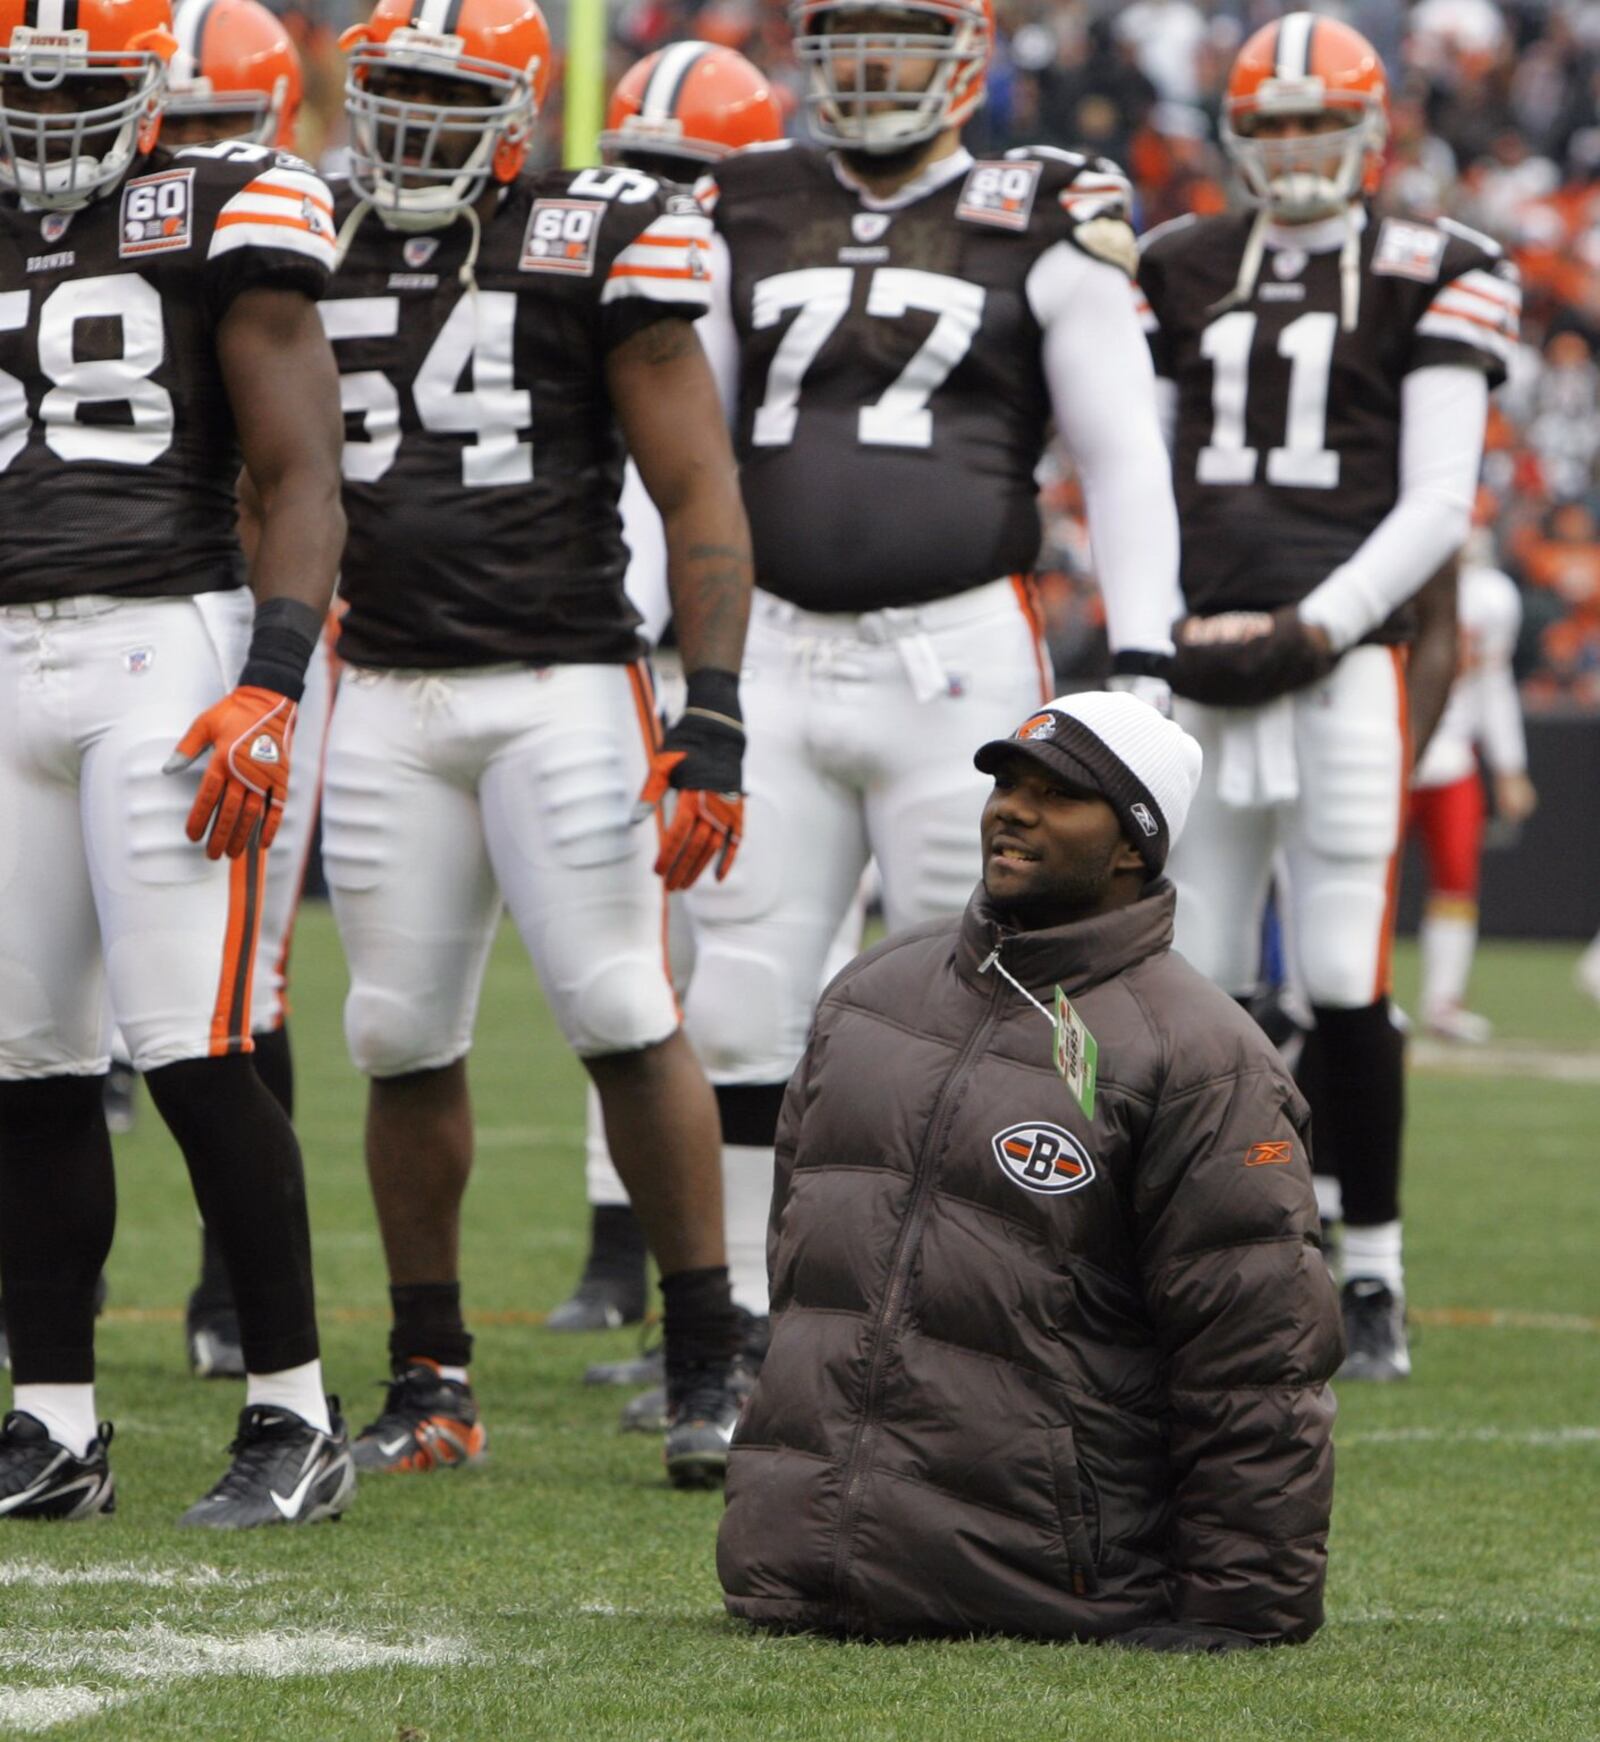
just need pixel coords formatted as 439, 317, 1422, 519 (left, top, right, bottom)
1028, 242, 1184, 655
618, 458, 671, 645
699, 231, 739, 424
1471, 571, 1528, 774
1297, 365, 1488, 652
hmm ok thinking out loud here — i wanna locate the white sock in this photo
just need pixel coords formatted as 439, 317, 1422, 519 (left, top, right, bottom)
246, 1360, 330, 1434
722, 1142, 775, 1318
12, 1383, 99, 1459
1313, 1174, 1343, 1225
1420, 903, 1478, 1015
1342, 1221, 1404, 1295
584, 1083, 629, 1207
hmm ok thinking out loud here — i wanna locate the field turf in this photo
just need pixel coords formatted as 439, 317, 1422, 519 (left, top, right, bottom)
1, 906, 1597, 1740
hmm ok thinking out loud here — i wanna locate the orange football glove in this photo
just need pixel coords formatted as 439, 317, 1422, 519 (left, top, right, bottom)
631, 669, 746, 892
164, 685, 297, 861
635, 750, 745, 891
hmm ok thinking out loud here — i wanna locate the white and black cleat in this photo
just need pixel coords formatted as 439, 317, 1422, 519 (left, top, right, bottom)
178, 1402, 355, 1529
1338, 1279, 1412, 1382
663, 1369, 742, 1490
186, 1302, 246, 1381
0, 1412, 115, 1521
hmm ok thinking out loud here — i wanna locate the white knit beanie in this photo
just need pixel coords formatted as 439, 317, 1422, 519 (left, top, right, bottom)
973, 691, 1205, 873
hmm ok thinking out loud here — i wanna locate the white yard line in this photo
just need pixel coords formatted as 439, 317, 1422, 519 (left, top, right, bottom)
1340, 1425, 1600, 1447
0, 1628, 478, 1735
1409, 1038, 1600, 1084
0, 1562, 264, 1590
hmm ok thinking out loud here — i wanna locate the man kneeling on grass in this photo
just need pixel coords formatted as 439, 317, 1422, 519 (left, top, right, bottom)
717, 693, 1343, 1649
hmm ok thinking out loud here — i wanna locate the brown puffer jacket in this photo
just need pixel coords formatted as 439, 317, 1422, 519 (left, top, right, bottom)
718, 881, 1343, 1647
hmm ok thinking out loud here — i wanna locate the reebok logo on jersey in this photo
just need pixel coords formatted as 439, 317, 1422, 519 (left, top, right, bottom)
248, 733, 281, 765
120, 168, 194, 259
520, 199, 604, 275
957, 160, 1041, 231
1244, 1141, 1293, 1167
992, 1122, 1096, 1197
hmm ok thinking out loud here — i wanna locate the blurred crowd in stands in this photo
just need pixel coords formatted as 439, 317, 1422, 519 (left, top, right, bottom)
285, 0, 1600, 707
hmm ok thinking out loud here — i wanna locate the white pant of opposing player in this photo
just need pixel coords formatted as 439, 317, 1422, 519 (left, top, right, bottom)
322, 660, 678, 1076
685, 578, 1051, 1086
1168, 646, 1408, 1009
0, 592, 267, 1078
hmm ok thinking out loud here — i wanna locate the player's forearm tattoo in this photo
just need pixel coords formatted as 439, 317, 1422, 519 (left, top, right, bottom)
675, 538, 753, 673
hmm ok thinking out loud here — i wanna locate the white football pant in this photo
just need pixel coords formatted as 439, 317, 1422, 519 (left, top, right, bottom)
322, 660, 678, 1075
0, 591, 263, 1077
685, 578, 1051, 1085
1169, 646, 1408, 1009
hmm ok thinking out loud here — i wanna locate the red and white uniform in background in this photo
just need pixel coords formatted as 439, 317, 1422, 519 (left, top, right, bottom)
1410, 561, 1527, 1037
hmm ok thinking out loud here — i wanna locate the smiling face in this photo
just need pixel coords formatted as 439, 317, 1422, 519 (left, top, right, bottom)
980, 750, 1146, 930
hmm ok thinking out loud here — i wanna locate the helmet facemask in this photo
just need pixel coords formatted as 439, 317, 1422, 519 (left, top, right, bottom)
1222, 85, 1385, 220
163, 73, 287, 146
345, 33, 535, 231
793, 0, 986, 156
0, 30, 167, 209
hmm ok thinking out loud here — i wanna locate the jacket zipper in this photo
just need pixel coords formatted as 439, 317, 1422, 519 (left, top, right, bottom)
829, 947, 1009, 1621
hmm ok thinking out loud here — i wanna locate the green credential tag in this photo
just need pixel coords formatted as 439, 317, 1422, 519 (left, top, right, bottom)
1053, 985, 1098, 1120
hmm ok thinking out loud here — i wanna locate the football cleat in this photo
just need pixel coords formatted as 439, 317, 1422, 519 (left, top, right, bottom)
621, 1310, 768, 1435
1424, 1004, 1493, 1046
0, 1413, 116, 1521
186, 1298, 246, 1381
585, 1338, 663, 1389
663, 1366, 741, 1490
1338, 1279, 1412, 1382
352, 1362, 487, 1473
178, 1403, 354, 1529
546, 1275, 647, 1332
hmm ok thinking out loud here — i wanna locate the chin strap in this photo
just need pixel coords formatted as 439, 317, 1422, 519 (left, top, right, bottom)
1206, 207, 1268, 322
332, 196, 373, 271
457, 198, 483, 293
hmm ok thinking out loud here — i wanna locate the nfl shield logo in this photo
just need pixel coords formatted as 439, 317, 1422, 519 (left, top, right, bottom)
404, 237, 440, 268
40, 211, 72, 243
851, 213, 890, 244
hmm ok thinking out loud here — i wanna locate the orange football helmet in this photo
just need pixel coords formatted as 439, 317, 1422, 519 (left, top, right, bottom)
341, 0, 550, 229
0, 0, 176, 207
791, 0, 990, 155
167, 0, 301, 147
1221, 11, 1387, 218
600, 43, 781, 173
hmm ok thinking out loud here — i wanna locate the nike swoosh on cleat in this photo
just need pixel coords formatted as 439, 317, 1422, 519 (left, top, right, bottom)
269, 1458, 324, 1520
377, 1435, 412, 1458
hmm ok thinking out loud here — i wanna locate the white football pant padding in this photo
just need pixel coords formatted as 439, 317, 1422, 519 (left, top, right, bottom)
686, 580, 1048, 1084
245, 1359, 331, 1434
249, 623, 335, 1035
1313, 1174, 1343, 1226
584, 1081, 628, 1206
322, 661, 678, 1076
0, 593, 259, 1078
1170, 646, 1406, 1008
1420, 908, 1477, 1017
722, 1142, 775, 1318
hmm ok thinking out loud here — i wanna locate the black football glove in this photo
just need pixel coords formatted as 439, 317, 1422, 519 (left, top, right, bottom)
1167, 606, 1339, 707
632, 667, 745, 891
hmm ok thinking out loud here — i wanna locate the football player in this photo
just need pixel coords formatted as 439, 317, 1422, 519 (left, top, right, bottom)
156, 0, 331, 1383
0, 0, 352, 1523
319, 0, 754, 1487
1137, 14, 1517, 1379
678, 0, 1182, 1341
546, 41, 780, 1343
1410, 543, 1534, 1042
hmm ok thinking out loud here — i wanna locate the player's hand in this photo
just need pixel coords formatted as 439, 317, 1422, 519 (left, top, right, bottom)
1494, 769, 1538, 825
164, 684, 297, 861
1167, 607, 1339, 706
631, 704, 745, 892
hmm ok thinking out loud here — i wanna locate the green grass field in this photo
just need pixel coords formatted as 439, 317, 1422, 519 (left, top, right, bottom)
2, 907, 1597, 1741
